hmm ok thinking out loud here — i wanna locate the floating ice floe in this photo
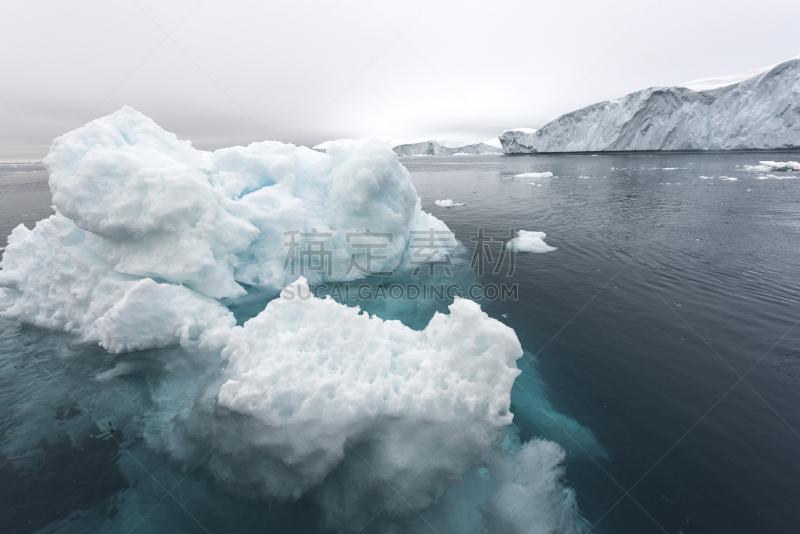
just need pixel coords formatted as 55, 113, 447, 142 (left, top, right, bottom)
507, 230, 557, 253
719, 176, 738, 181
434, 199, 466, 207
514, 171, 553, 178
528, 182, 544, 186
745, 161, 800, 172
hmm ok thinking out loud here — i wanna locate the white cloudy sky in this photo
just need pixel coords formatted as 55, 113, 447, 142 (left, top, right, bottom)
1, 0, 799, 159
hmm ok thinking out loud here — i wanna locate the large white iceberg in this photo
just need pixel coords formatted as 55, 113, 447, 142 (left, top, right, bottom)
500, 57, 800, 152
38, 107, 447, 300
0, 108, 587, 533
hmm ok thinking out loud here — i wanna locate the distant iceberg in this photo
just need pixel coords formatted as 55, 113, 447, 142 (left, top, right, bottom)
500, 56, 800, 153
315, 137, 502, 156
393, 140, 502, 156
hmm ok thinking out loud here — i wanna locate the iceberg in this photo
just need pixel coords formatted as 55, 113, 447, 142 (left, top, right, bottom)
500, 128, 538, 153
0, 108, 588, 533
15, 107, 448, 301
392, 140, 502, 156
500, 56, 800, 153
315, 137, 503, 156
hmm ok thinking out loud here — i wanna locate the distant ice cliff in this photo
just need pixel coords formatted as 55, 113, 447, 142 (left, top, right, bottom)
314, 137, 502, 156
393, 140, 502, 156
501, 56, 800, 153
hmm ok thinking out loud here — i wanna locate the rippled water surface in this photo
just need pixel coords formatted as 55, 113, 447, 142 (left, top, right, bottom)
2, 151, 800, 533
404, 151, 800, 534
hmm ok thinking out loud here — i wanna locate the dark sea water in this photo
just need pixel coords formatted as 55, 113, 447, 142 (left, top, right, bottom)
403, 152, 800, 534
1, 151, 799, 533
0, 162, 54, 245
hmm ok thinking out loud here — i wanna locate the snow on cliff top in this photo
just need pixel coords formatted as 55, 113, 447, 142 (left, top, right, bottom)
679, 54, 800, 92
502, 127, 537, 134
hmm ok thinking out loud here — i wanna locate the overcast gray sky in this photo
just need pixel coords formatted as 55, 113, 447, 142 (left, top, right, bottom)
1, 0, 799, 160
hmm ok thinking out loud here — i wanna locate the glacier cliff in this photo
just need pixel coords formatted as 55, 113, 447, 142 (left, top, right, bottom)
500, 57, 800, 153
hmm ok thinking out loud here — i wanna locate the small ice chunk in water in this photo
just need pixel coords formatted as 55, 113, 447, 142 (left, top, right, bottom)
434, 199, 465, 207
507, 230, 557, 253
745, 161, 800, 172
514, 172, 553, 178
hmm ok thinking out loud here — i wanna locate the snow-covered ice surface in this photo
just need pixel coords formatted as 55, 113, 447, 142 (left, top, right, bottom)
434, 199, 466, 207
500, 57, 800, 153
0, 109, 590, 533
679, 54, 800, 92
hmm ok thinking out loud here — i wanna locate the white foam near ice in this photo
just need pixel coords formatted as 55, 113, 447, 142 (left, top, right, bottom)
507, 231, 557, 253
0, 107, 588, 533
